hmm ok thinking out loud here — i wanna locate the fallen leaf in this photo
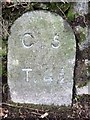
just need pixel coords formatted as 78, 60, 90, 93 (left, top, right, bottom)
0, 108, 4, 117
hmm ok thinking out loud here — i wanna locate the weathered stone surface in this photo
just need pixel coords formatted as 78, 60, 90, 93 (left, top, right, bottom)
76, 59, 90, 95
76, 27, 90, 95
73, 1, 89, 51
74, 1, 88, 15
79, 28, 90, 51
8, 11, 76, 106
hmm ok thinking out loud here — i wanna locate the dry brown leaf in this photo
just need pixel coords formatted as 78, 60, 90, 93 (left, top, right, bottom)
0, 108, 4, 117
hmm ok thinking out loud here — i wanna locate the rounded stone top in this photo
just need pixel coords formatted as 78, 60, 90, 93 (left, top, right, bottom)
8, 10, 76, 106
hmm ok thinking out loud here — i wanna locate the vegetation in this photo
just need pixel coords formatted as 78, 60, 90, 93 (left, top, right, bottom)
0, 1, 90, 120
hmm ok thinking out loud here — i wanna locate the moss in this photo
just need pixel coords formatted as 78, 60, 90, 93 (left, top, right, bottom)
67, 7, 75, 22
75, 94, 90, 102
60, 3, 71, 13
78, 81, 88, 88
0, 63, 2, 76
76, 26, 88, 43
79, 32, 86, 43
0, 48, 7, 56
1, 3, 90, 119
87, 66, 90, 73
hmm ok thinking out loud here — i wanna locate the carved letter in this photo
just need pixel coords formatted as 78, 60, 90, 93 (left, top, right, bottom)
22, 68, 32, 82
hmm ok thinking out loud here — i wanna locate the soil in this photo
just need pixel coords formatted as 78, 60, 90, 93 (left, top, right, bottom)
1, 2, 90, 120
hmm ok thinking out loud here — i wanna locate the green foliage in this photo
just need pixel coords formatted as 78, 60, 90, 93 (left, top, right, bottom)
0, 62, 2, 76
79, 32, 86, 43
87, 66, 90, 75
0, 48, 7, 56
59, 3, 71, 12
78, 81, 88, 88
47, 3, 57, 10
0, 38, 7, 77
67, 6, 75, 22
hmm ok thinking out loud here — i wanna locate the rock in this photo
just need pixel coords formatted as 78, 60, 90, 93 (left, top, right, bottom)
73, 1, 89, 51
8, 10, 76, 106
76, 81, 90, 95
74, 25, 88, 51
75, 57, 90, 94
79, 28, 90, 51
0, 76, 2, 105
74, 1, 88, 16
